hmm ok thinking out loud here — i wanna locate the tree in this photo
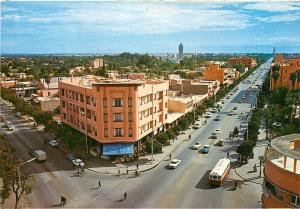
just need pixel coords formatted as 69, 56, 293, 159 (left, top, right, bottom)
289, 72, 297, 91
271, 64, 280, 89
0, 136, 35, 209
296, 70, 300, 89
237, 140, 254, 161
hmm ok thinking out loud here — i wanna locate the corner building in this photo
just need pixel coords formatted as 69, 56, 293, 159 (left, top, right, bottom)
59, 76, 169, 155
262, 134, 300, 208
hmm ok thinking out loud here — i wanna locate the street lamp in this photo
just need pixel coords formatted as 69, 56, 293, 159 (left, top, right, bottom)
17, 157, 36, 208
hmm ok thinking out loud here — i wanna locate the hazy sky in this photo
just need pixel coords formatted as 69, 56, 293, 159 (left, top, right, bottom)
2, 1, 300, 54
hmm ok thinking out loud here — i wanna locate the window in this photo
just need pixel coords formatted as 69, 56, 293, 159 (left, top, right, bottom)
61, 89, 65, 96
113, 98, 122, 107
128, 128, 133, 137
128, 112, 132, 122
63, 113, 66, 119
290, 194, 300, 207
114, 128, 123, 137
87, 124, 92, 133
114, 113, 123, 122
86, 109, 91, 119
81, 121, 85, 130
104, 128, 108, 137
103, 98, 108, 107
86, 96, 91, 105
128, 97, 132, 107
75, 93, 78, 101
80, 94, 84, 102
80, 108, 85, 116
62, 101, 65, 108
104, 113, 108, 122
165, 114, 167, 119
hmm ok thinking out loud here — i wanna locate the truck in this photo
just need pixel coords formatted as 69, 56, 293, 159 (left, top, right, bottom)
33, 150, 47, 162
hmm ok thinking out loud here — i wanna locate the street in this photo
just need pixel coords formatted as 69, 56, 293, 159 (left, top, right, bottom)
1, 58, 272, 208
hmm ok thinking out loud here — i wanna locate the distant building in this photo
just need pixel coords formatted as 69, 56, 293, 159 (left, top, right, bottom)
37, 77, 75, 97
90, 58, 104, 69
228, 57, 257, 69
262, 134, 300, 208
127, 73, 146, 80
32, 95, 60, 112
203, 63, 225, 85
178, 43, 183, 59
69, 66, 85, 75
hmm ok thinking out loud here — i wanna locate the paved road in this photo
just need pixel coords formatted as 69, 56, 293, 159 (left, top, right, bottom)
1, 58, 272, 208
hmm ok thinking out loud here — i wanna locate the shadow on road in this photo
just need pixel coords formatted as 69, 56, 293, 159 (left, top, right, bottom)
195, 170, 218, 190
113, 198, 125, 203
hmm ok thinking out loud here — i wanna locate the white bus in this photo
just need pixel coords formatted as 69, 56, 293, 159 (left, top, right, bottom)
208, 158, 231, 186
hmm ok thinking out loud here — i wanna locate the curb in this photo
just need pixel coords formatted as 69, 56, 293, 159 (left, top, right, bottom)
235, 166, 263, 185
86, 131, 191, 175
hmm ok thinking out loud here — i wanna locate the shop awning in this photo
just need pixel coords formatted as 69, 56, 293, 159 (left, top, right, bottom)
102, 143, 134, 155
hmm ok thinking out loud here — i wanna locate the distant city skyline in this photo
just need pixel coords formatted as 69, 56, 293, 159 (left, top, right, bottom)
2, 1, 300, 54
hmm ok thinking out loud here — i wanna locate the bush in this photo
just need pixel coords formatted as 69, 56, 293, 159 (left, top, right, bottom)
145, 139, 162, 154
237, 140, 254, 158
155, 133, 169, 145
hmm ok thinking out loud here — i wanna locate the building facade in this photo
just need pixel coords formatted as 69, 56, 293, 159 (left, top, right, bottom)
59, 76, 169, 155
262, 134, 300, 208
203, 63, 225, 84
90, 58, 104, 69
270, 55, 300, 91
228, 57, 257, 69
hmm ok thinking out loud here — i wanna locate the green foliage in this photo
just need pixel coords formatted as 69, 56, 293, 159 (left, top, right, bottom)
155, 133, 169, 146
237, 140, 254, 158
145, 139, 162, 154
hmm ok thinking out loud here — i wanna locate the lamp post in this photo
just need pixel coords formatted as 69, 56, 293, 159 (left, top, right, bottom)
17, 157, 36, 208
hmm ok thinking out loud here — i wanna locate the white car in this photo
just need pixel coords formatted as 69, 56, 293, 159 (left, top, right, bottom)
168, 159, 181, 169
273, 122, 282, 128
204, 112, 213, 118
191, 142, 202, 150
7, 124, 14, 131
213, 129, 221, 135
48, 139, 59, 147
228, 111, 235, 116
72, 159, 85, 167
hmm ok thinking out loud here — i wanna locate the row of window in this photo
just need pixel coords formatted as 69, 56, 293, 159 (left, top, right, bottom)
62, 101, 97, 121
139, 91, 167, 105
103, 113, 133, 122
264, 180, 300, 207
61, 89, 96, 106
62, 113, 98, 136
104, 128, 133, 137
103, 98, 132, 107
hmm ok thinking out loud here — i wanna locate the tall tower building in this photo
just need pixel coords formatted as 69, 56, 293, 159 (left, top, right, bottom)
178, 43, 183, 59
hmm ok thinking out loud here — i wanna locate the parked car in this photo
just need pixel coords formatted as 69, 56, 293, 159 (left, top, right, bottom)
72, 159, 85, 167
214, 115, 221, 121
200, 145, 210, 154
48, 139, 59, 147
67, 153, 77, 161
204, 112, 213, 118
191, 142, 202, 150
233, 106, 238, 110
3, 121, 12, 128
16, 112, 21, 117
214, 129, 221, 135
272, 122, 282, 128
226, 96, 230, 99
168, 159, 181, 169
210, 108, 218, 113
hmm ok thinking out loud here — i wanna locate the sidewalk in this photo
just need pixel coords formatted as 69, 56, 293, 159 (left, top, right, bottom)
234, 122, 267, 185
87, 119, 205, 175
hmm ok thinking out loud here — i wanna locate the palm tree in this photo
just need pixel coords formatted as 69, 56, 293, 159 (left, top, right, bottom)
271, 64, 280, 89
271, 71, 280, 89
296, 70, 300, 90
289, 72, 297, 91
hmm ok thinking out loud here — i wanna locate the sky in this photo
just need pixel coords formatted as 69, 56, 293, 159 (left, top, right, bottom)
1, 1, 300, 54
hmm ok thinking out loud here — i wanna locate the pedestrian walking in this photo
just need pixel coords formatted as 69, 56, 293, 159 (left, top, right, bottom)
189, 134, 191, 140
118, 168, 121, 176
253, 164, 257, 172
126, 167, 129, 174
60, 195, 66, 206
169, 154, 172, 160
227, 152, 230, 159
123, 192, 127, 200
136, 163, 139, 170
98, 180, 101, 188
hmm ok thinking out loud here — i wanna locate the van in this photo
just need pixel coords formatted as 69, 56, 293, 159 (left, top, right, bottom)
33, 150, 47, 162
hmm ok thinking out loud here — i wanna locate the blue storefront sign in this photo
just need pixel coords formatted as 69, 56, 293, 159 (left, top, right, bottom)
102, 143, 134, 155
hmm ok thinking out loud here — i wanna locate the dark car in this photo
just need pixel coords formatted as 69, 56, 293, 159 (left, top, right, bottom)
67, 153, 76, 161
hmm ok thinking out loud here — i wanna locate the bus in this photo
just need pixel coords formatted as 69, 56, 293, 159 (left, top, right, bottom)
208, 158, 231, 186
